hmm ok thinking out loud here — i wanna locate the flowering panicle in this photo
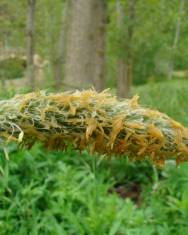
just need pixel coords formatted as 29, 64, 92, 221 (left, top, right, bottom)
0, 89, 188, 166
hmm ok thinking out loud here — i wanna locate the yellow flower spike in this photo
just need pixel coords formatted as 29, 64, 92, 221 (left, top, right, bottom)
0, 89, 188, 167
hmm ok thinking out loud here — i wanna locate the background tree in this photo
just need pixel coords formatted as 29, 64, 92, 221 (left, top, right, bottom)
92, 0, 107, 91
116, 0, 135, 98
1, 0, 188, 92
53, 0, 72, 91
64, 0, 107, 91
116, 0, 128, 98
26, 0, 36, 90
168, 0, 185, 80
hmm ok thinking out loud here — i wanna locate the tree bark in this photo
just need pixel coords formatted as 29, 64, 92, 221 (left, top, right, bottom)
26, 0, 36, 91
116, 0, 128, 98
116, 0, 135, 98
168, 0, 185, 80
53, 0, 71, 91
92, 1, 107, 91
117, 59, 130, 98
127, 0, 135, 92
64, 0, 107, 91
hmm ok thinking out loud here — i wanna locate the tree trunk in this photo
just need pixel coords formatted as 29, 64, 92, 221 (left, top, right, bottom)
53, 0, 71, 91
116, 0, 135, 98
127, 0, 135, 92
64, 0, 107, 91
92, 1, 107, 91
26, 0, 36, 91
168, 0, 185, 80
116, 0, 128, 98
117, 59, 129, 98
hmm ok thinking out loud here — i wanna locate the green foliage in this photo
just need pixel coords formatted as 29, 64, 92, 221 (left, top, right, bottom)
107, 0, 188, 85
0, 143, 188, 235
134, 80, 188, 126
1, 0, 188, 87
0, 58, 26, 79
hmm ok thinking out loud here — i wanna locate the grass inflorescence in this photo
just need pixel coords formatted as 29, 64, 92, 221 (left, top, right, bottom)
0, 88, 188, 166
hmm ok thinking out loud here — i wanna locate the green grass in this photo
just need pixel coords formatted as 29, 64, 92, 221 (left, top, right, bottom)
133, 79, 188, 126
0, 80, 188, 235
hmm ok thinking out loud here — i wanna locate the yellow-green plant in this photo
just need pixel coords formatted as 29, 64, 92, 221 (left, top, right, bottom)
0, 89, 188, 166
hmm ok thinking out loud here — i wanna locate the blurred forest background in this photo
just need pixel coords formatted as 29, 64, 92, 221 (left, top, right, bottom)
1, 1, 188, 235
1, 0, 188, 97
